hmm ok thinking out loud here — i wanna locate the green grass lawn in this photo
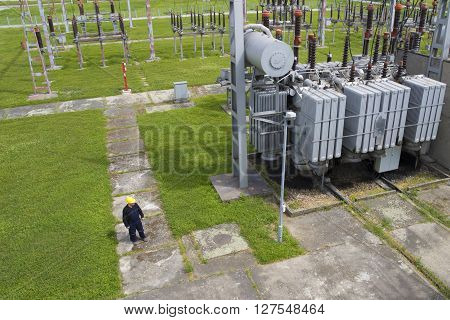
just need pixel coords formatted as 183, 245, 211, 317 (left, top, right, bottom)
138, 94, 304, 263
0, 110, 121, 299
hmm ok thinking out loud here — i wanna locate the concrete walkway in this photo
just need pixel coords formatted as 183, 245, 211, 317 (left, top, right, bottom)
0, 84, 226, 121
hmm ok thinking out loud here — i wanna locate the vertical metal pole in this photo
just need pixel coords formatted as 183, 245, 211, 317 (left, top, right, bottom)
61, 0, 69, 33
230, 0, 248, 189
37, 0, 57, 69
318, 0, 326, 47
126, 0, 133, 28
389, 0, 396, 33
278, 118, 288, 243
146, 0, 157, 60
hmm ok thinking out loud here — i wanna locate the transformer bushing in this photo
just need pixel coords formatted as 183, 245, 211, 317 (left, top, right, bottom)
293, 9, 302, 69
362, 3, 374, 56
389, 3, 403, 54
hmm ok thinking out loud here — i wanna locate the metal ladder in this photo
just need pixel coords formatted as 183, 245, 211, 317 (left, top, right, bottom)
20, 0, 52, 96
427, 0, 450, 81
229, 0, 248, 189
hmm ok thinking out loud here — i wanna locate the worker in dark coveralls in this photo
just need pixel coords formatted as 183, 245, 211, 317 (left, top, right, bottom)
122, 196, 147, 243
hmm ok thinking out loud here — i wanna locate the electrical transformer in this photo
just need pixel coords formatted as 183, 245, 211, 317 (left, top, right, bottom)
241, 20, 446, 178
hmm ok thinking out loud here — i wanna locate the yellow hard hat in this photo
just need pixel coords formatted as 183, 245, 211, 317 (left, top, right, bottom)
126, 196, 136, 204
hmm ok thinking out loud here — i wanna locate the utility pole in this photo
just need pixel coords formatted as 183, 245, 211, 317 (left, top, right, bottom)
229, 0, 248, 189
126, 0, 133, 28
145, 0, 159, 61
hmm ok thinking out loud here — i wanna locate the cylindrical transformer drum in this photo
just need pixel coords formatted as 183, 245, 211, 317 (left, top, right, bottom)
244, 31, 294, 77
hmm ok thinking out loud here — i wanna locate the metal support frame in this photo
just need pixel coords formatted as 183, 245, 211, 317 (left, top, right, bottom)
318, 0, 326, 47
126, 0, 133, 28
20, 0, 52, 97
37, 0, 58, 69
427, 0, 450, 80
60, 0, 69, 33
230, 0, 248, 189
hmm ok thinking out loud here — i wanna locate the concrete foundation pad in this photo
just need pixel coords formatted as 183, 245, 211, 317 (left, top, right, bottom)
285, 207, 382, 252
361, 193, 426, 229
210, 170, 272, 201
116, 214, 175, 255
112, 190, 161, 220
107, 139, 144, 157
251, 239, 441, 299
106, 117, 137, 130
416, 183, 450, 216
120, 246, 186, 295
391, 222, 450, 287
182, 234, 256, 277
126, 270, 259, 300
193, 224, 249, 260
108, 153, 150, 174
111, 170, 156, 195
107, 126, 140, 142
145, 101, 194, 113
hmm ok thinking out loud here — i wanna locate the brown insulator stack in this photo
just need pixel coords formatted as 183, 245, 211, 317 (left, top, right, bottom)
396, 61, 404, 79
363, 3, 374, 56
372, 33, 381, 65
308, 34, 316, 70
382, 61, 389, 78
381, 32, 390, 57
34, 27, 44, 50
262, 10, 270, 29
47, 15, 55, 34
119, 13, 125, 35
94, 0, 100, 15
72, 16, 78, 38
342, 33, 350, 67
77, 0, 85, 16
366, 62, 373, 80
275, 29, 283, 41
349, 63, 356, 82
401, 38, 409, 74
418, 4, 428, 33
389, 3, 403, 53
110, 0, 115, 14
293, 9, 302, 69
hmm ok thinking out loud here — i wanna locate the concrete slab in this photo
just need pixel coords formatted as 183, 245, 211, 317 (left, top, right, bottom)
108, 153, 150, 174
106, 117, 137, 130
104, 92, 151, 107
3, 104, 59, 119
120, 246, 186, 295
104, 107, 136, 119
210, 170, 272, 201
251, 239, 442, 299
112, 190, 161, 220
361, 193, 426, 229
148, 89, 174, 104
64, 97, 105, 112
126, 270, 259, 300
190, 84, 227, 97
107, 139, 144, 157
145, 101, 194, 113
111, 170, 156, 195
193, 224, 249, 260
416, 184, 450, 216
116, 214, 175, 255
182, 234, 256, 277
285, 207, 382, 252
107, 126, 140, 142
391, 222, 450, 287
